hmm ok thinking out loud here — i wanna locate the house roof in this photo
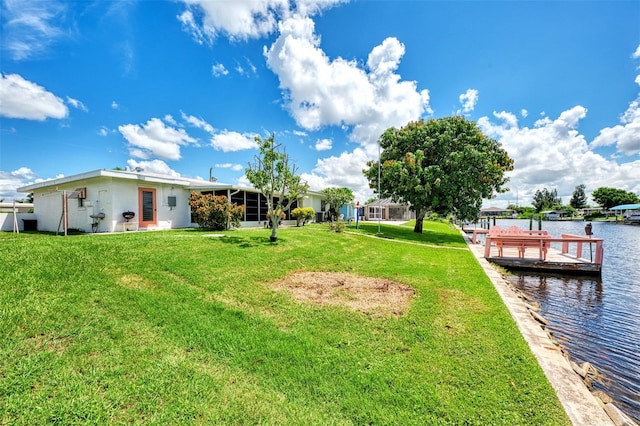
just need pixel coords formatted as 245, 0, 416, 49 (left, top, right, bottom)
17, 168, 324, 197
480, 207, 513, 212
17, 169, 228, 193
364, 198, 407, 207
610, 203, 640, 211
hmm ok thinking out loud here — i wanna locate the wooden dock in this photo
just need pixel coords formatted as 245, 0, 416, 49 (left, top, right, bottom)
466, 228, 603, 275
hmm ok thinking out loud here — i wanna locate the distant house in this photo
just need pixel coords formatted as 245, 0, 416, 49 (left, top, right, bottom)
541, 209, 570, 220
363, 198, 415, 221
16, 169, 324, 233
480, 207, 514, 217
579, 207, 603, 217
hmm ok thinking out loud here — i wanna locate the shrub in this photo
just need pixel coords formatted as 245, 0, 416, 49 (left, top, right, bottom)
329, 219, 346, 233
291, 207, 315, 226
189, 192, 244, 230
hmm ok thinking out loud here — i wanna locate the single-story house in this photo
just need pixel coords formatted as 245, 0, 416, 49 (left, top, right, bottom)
479, 207, 514, 217
16, 169, 325, 233
579, 207, 603, 217
363, 198, 415, 221
541, 209, 570, 220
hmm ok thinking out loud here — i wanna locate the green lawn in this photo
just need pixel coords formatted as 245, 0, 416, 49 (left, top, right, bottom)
0, 222, 569, 425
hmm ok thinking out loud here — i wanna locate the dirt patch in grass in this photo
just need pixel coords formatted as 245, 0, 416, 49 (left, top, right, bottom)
273, 271, 415, 317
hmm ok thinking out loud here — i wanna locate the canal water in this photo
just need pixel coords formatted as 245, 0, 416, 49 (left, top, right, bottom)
483, 219, 640, 422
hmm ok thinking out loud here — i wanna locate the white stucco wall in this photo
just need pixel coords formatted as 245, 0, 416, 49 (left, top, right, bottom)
0, 213, 37, 231
101, 179, 192, 232
300, 193, 324, 221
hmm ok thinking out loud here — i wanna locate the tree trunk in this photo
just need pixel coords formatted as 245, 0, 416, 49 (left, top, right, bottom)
269, 213, 279, 242
414, 209, 426, 234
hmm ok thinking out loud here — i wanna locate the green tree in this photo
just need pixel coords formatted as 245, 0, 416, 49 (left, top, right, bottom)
321, 187, 354, 221
591, 187, 640, 210
246, 135, 309, 242
189, 192, 244, 230
363, 117, 513, 233
532, 188, 561, 213
569, 184, 588, 209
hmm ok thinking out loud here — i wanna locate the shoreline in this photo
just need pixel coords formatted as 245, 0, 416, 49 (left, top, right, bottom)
461, 230, 621, 425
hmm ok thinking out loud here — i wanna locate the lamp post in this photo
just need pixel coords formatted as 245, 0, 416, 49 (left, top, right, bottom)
377, 140, 381, 234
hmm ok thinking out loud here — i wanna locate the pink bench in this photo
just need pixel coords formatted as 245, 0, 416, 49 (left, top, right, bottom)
487, 226, 550, 259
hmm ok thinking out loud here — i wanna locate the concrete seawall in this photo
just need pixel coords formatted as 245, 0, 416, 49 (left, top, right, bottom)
463, 231, 617, 426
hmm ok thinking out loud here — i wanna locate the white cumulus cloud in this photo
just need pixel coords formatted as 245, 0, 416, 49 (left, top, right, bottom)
177, 0, 286, 43
0, 73, 68, 120
215, 163, 244, 171
265, 16, 431, 150
118, 117, 198, 160
314, 138, 332, 151
210, 130, 258, 152
591, 96, 640, 156
126, 159, 182, 176
0, 167, 38, 200
66, 96, 87, 112
212, 63, 229, 77
478, 105, 640, 206
301, 148, 372, 203
181, 112, 215, 133
458, 89, 479, 114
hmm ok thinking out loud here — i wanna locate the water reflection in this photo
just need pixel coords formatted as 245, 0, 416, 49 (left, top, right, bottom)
490, 220, 640, 422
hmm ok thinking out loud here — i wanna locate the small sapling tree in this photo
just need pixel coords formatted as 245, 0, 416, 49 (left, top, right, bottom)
246, 135, 309, 242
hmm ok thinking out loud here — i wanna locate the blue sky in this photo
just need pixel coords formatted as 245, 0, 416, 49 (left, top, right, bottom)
1, 0, 639, 208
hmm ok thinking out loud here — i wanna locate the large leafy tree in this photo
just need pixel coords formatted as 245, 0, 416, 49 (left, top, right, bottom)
246, 135, 309, 242
591, 187, 640, 210
321, 187, 354, 221
532, 188, 562, 212
364, 117, 513, 233
569, 184, 588, 209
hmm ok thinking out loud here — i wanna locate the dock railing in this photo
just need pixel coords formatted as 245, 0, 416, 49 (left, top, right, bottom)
559, 233, 604, 265
484, 234, 604, 267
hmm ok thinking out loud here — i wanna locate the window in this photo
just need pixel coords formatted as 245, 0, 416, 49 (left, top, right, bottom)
259, 194, 268, 221
68, 187, 86, 208
230, 191, 246, 221
245, 192, 259, 221
369, 206, 382, 219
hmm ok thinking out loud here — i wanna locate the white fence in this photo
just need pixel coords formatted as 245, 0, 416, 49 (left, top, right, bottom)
0, 213, 37, 232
